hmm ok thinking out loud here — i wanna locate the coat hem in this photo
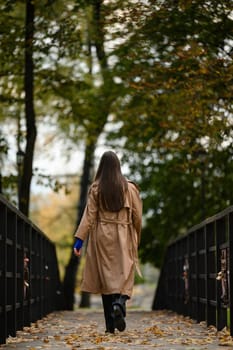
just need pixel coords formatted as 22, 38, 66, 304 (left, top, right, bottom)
81, 288, 132, 297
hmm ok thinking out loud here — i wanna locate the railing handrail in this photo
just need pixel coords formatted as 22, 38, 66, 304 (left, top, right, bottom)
153, 205, 233, 335
0, 194, 62, 345
170, 205, 233, 245
0, 194, 54, 243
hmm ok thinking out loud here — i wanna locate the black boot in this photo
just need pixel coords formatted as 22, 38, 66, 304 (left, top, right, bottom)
101, 294, 114, 334
112, 294, 129, 332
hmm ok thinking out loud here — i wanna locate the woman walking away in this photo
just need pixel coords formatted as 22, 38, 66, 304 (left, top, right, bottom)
73, 151, 142, 334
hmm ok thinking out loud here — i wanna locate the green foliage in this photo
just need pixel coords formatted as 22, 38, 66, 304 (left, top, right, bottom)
30, 185, 78, 279
106, 0, 233, 266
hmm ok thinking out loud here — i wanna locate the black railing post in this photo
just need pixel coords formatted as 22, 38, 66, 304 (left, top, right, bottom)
0, 204, 7, 344
190, 231, 196, 320
23, 224, 31, 326
216, 217, 228, 331
39, 234, 43, 317
16, 217, 24, 331
7, 210, 17, 337
186, 232, 191, 317
197, 226, 206, 323
229, 212, 233, 335
30, 227, 36, 322
206, 221, 216, 327
182, 236, 189, 316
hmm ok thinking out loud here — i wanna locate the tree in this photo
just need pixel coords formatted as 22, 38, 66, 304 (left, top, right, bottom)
106, 0, 233, 266
0, 0, 37, 215
19, 0, 37, 216
62, 0, 120, 310
0, 1, 25, 199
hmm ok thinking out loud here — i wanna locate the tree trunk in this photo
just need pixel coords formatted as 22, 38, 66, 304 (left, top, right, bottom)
0, 173, 2, 194
62, 0, 113, 310
93, 0, 108, 71
62, 142, 95, 310
19, 0, 37, 216
79, 290, 90, 308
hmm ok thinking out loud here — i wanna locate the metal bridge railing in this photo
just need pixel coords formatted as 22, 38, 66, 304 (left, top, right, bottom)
153, 206, 233, 335
0, 194, 62, 344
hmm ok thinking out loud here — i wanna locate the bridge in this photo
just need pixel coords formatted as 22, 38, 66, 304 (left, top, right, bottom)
1, 194, 233, 348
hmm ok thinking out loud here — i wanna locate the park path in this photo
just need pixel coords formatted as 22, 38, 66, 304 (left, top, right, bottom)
1, 308, 233, 350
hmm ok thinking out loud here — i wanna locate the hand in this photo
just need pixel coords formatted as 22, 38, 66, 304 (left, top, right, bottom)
74, 248, 82, 257
73, 237, 83, 257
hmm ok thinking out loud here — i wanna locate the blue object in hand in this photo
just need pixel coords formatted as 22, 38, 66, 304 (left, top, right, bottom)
74, 238, 83, 250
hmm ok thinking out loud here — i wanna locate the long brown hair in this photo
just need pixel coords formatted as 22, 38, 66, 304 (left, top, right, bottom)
94, 151, 128, 212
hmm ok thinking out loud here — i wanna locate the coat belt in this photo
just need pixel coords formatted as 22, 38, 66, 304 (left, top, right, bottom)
99, 218, 132, 225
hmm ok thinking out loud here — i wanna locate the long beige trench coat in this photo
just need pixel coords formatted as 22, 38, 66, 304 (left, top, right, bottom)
74, 181, 142, 297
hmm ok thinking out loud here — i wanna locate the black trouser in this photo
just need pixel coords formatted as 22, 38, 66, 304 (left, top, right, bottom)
101, 294, 129, 332
102, 294, 114, 332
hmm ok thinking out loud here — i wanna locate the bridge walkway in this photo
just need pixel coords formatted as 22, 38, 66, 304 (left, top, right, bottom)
1, 308, 231, 350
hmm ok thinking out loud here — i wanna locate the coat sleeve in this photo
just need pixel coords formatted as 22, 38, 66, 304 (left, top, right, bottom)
130, 183, 143, 245
74, 184, 98, 241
